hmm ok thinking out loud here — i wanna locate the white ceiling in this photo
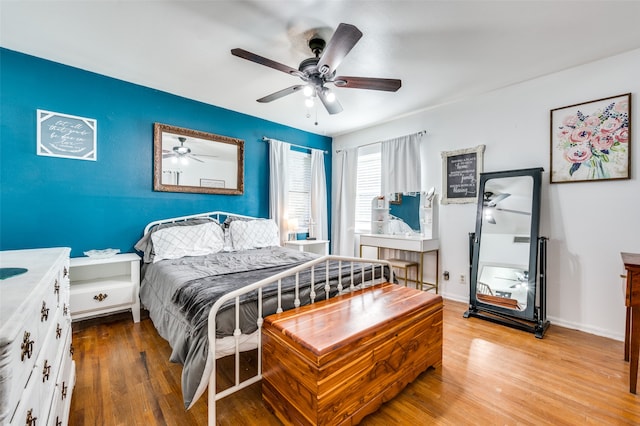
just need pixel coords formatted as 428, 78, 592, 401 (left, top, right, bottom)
2, 1, 640, 137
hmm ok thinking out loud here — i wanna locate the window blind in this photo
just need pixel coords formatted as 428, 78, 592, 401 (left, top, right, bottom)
355, 145, 381, 233
288, 150, 311, 232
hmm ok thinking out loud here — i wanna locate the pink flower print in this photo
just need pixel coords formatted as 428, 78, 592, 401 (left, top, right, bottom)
600, 117, 621, 134
615, 99, 629, 113
557, 128, 571, 141
569, 127, 592, 143
562, 114, 579, 127
615, 128, 629, 144
591, 134, 614, 151
564, 144, 592, 163
585, 116, 601, 127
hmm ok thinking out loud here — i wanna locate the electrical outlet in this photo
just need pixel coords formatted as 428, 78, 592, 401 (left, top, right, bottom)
459, 274, 466, 284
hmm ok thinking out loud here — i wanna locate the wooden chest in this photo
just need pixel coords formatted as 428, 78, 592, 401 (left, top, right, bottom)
262, 283, 443, 425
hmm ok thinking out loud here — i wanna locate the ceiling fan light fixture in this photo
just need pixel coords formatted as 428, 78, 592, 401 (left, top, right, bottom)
324, 89, 336, 103
305, 97, 315, 108
303, 85, 314, 97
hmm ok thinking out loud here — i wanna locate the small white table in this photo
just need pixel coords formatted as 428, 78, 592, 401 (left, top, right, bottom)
69, 253, 141, 322
284, 239, 330, 256
359, 234, 440, 292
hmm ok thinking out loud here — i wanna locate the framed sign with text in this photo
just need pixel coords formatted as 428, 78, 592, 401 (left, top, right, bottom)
441, 145, 485, 204
37, 109, 97, 161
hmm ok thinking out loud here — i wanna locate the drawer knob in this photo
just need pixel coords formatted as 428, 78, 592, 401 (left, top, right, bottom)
94, 293, 108, 302
21, 331, 34, 361
54, 279, 60, 295
56, 323, 62, 339
64, 266, 68, 277
41, 301, 49, 322
26, 409, 37, 426
70, 343, 75, 356
61, 381, 68, 400
63, 303, 68, 316
56, 417, 62, 426
42, 359, 51, 382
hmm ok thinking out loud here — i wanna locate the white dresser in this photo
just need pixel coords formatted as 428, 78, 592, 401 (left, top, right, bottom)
0, 248, 75, 425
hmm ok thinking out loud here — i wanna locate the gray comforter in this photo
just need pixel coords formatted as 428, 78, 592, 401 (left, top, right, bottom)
140, 246, 387, 408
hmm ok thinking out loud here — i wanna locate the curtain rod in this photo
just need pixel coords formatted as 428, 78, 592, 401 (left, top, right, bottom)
334, 130, 427, 153
262, 136, 328, 154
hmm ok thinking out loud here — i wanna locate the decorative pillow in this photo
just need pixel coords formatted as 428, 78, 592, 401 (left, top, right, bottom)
229, 219, 279, 251
134, 217, 216, 263
222, 215, 251, 251
151, 221, 224, 262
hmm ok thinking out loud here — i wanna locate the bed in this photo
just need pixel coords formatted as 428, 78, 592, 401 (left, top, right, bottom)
135, 211, 391, 423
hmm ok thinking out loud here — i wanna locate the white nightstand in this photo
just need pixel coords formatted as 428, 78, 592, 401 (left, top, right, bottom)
284, 239, 330, 256
69, 253, 141, 322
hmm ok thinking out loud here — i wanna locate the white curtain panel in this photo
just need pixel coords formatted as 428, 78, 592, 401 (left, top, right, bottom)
381, 132, 423, 195
332, 147, 358, 256
310, 149, 328, 241
269, 139, 290, 244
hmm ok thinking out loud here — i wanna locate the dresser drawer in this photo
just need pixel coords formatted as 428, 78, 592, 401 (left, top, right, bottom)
70, 279, 135, 317
10, 364, 42, 425
2, 291, 58, 420
49, 326, 75, 426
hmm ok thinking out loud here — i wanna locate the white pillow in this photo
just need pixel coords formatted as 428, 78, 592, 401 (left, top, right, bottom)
229, 219, 279, 250
151, 221, 224, 262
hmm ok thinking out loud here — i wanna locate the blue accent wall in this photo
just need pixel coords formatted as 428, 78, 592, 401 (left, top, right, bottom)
0, 48, 332, 257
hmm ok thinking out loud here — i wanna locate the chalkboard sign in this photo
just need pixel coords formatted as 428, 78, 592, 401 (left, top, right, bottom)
37, 109, 97, 161
441, 145, 485, 204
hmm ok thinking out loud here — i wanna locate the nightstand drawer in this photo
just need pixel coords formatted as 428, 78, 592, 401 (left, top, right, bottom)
70, 279, 134, 317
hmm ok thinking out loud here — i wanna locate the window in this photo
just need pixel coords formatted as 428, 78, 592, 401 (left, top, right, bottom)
354, 144, 381, 233
288, 149, 311, 232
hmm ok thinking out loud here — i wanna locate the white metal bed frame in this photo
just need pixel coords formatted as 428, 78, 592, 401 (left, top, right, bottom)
141, 212, 390, 424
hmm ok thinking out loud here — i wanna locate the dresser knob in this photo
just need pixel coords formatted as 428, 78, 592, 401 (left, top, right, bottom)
56, 417, 62, 426
41, 301, 49, 322
54, 279, 60, 295
26, 409, 37, 426
42, 359, 51, 382
94, 293, 108, 302
21, 331, 34, 361
63, 304, 68, 316
56, 323, 62, 339
70, 343, 75, 356
63, 266, 68, 278
61, 381, 68, 400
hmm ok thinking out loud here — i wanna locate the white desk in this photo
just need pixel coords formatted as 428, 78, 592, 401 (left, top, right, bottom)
360, 234, 439, 292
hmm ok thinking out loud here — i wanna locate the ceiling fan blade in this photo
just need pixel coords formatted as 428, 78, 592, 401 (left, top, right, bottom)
231, 48, 304, 78
257, 85, 304, 103
316, 23, 362, 76
488, 193, 511, 207
317, 90, 343, 115
189, 155, 205, 163
333, 76, 402, 92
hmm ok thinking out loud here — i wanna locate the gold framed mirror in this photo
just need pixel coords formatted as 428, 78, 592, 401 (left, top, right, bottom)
153, 123, 244, 195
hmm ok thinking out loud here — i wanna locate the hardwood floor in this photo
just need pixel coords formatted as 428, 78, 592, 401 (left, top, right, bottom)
69, 300, 640, 425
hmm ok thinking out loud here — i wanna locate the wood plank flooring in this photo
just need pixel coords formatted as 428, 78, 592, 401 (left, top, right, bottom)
69, 300, 640, 425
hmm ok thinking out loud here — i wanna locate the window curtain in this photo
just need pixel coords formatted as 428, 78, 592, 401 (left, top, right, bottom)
310, 149, 328, 241
332, 147, 358, 256
381, 132, 423, 195
269, 139, 290, 244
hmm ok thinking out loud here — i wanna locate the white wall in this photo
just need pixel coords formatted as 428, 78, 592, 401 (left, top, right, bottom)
333, 48, 640, 340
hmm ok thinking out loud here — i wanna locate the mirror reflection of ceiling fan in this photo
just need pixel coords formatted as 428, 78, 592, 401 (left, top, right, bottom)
163, 137, 206, 163
231, 23, 401, 115
483, 191, 530, 224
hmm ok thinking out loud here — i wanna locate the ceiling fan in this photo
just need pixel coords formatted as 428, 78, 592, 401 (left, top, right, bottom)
231, 23, 402, 115
163, 137, 204, 163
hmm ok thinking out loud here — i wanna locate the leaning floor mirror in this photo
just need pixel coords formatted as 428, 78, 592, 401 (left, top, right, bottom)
464, 167, 549, 338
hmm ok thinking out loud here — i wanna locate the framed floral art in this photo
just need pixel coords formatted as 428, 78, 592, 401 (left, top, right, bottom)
550, 93, 631, 183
